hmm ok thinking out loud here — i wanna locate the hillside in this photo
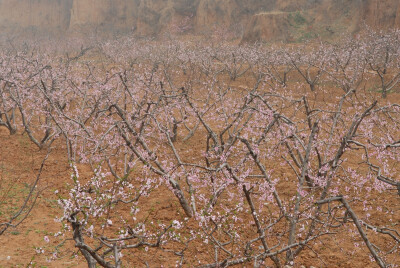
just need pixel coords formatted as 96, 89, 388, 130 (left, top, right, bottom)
0, 0, 399, 41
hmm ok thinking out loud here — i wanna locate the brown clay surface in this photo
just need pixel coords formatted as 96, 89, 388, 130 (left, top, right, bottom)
0, 65, 399, 267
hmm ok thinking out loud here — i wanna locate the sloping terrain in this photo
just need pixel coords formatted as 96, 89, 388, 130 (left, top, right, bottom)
0, 0, 399, 41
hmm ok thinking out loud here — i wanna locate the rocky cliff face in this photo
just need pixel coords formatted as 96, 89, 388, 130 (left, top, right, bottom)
362, 0, 400, 28
0, 0, 399, 41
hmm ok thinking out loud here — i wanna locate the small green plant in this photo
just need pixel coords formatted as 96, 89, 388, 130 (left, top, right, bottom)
294, 12, 306, 25
289, 11, 306, 26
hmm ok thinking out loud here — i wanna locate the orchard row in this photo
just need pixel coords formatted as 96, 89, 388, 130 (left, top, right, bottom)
0, 30, 399, 267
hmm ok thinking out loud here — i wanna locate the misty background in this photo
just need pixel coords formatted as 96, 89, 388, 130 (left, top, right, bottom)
0, 0, 399, 42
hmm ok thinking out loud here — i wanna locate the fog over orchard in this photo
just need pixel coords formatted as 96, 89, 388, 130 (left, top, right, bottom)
0, 1, 399, 268
0, 0, 400, 42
